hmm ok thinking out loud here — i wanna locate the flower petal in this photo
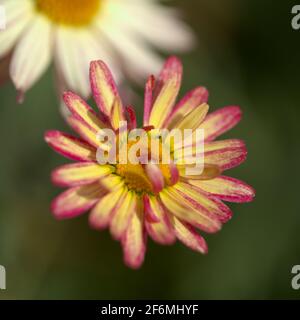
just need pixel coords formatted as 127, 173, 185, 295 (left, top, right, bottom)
166, 86, 209, 128
143, 194, 160, 223
175, 139, 246, 171
66, 115, 110, 151
63, 91, 107, 131
144, 196, 176, 245
160, 188, 222, 233
175, 139, 244, 157
10, 15, 52, 93
99, 174, 125, 192
122, 200, 146, 269
51, 162, 113, 187
0, 0, 33, 58
204, 140, 247, 170
174, 86, 209, 114
89, 187, 126, 230
90, 60, 121, 117
204, 139, 245, 152
149, 56, 182, 128
54, 29, 119, 99
192, 176, 255, 203
153, 56, 182, 97
200, 106, 242, 141
110, 191, 137, 240
54, 28, 89, 98
168, 103, 209, 131
45, 130, 96, 162
51, 183, 104, 219
178, 163, 221, 180
170, 217, 208, 254
110, 96, 125, 130
143, 75, 155, 126
97, 17, 162, 80
173, 182, 232, 223
110, 1, 195, 52
125, 106, 137, 129
144, 163, 165, 193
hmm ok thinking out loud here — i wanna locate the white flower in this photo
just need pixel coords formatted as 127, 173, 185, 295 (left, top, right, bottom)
0, 0, 195, 101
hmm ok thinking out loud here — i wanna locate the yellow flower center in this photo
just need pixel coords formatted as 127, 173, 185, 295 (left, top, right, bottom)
116, 163, 154, 194
35, 0, 101, 27
116, 163, 173, 194
115, 133, 174, 194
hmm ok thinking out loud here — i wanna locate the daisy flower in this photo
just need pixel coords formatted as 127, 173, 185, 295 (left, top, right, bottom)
45, 56, 255, 269
0, 0, 194, 101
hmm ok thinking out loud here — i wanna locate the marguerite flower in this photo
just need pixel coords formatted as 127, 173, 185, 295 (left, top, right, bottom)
0, 0, 194, 101
45, 56, 255, 269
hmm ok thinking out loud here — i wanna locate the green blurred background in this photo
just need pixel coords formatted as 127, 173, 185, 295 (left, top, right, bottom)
0, 0, 299, 299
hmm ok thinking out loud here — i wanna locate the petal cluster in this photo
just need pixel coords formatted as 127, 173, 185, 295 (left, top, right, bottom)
45, 57, 255, 269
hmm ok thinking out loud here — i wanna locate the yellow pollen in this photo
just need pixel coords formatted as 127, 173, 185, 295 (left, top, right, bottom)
115, 135, 174, 194
35, 0, 101, 27
116, 163, 154, 194
160, 164, 172, 185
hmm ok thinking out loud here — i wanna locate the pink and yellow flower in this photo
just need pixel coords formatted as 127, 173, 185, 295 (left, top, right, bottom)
45, 57, 255, 269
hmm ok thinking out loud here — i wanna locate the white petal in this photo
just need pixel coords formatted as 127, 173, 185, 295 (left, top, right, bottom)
54, 27, 120, 98
10, 14, 52, 92
100, 0, 195, 52
0, 0, 34, 57
97, 19, 162, 80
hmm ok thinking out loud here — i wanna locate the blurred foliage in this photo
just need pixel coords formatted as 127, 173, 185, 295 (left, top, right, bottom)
0, 0, 299, 299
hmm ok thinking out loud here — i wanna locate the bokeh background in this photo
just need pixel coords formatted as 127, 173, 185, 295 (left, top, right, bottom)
0, 0, 299, 299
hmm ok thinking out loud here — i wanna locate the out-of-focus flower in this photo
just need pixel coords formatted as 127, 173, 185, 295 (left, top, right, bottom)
0, 0, 195, 102
45, 56, 255, 269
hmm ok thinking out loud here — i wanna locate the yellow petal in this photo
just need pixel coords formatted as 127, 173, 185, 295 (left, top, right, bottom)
171, 217, 208, 253
63, 91, 106, 132
173, 182, 232, 223
52, 162, 113, 187
160, 188, 221, 233
149, 57, 182, 128
169, 103, 209, 131
110, 97, 125, 130
90, 60, 121, 116
89, 187, 126, 229
45, 130, 96, 161
145, 196, 176, 245
122, 200, 146, 269
110, 191, 137, 240
177, 163, 221, 180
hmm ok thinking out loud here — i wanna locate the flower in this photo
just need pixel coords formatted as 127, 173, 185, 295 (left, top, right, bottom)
45, 56, 255, 269
0, 0, 194, 101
